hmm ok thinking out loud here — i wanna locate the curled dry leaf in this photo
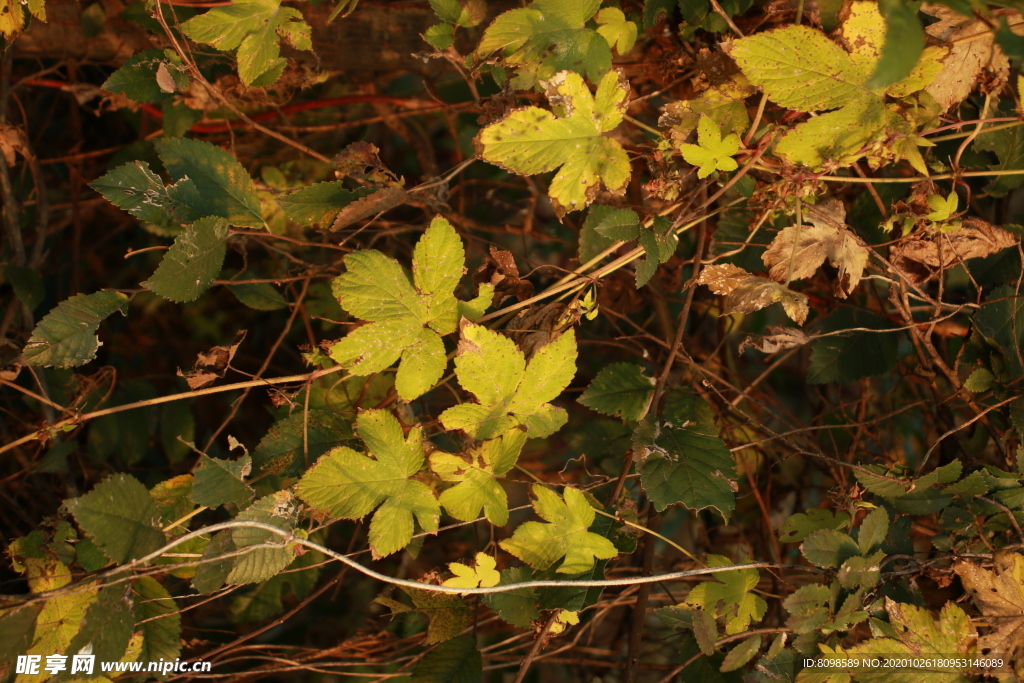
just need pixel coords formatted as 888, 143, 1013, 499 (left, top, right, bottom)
954, 550, 1024, 667
697, 263, 810, 325
890, 217, 1018, 284
738, 325, 811, 354
922, 5, 1023, 111
330, 185, 408, 232
761, 199, 869, 298
473, 246, 535, 307
0, 124, 30, 167
177, 330, 247, 390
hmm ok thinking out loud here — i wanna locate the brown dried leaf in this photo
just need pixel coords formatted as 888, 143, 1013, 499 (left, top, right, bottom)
890, 217, 1018, 283
330, 185, 408, 232
0, 124, 30, 167
762, 199, 868, 298
177, 330, 247, 390
504, 303, 569, 359
473, 247, 535, 307
698, 264, 810, 325
922, 5, 1023, 111
738, 326, 811, 354
954, 551, 1024, 660
331, 141, 401, 187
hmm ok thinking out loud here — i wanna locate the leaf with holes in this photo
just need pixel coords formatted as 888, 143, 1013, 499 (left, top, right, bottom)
142, 217, 229, 303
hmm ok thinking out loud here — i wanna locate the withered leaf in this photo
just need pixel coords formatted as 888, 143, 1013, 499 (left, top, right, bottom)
504, 303, 569, 359
954, 550, 1024, 661
698, 263, 809, 325
762, 199, 869, 298
473, 246, 534, 307
331, 141, 402, 187
738, 325, 811, 354
0, 124, 30, 167
330, 185, 408, 232
890, 217, 1018, 283
177, 330, 246, 390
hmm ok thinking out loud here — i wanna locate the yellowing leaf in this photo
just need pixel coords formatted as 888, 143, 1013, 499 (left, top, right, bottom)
660, 74, 755, 140
499, 485, 618, 574
440, 324, 577, 440
476, 69, 630, 215
548, 609, 580, 634
761, 199, 869, 298
374, 587, 472, 644
430, 430, 526, 525
954, 550, 1024, 662
926, 190, 958, 221
595, 7, 637, 54
443, 553, 501, 591
697, 264, 810, 324
295, 410, 440, 559
679, 116, 741, 179
330, 216, 482, 400
685, 554, 767, 635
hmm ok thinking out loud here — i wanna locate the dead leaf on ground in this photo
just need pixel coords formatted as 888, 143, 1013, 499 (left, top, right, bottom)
177, 330, 247, 390
890, 217, 1018, 283
738, 325, 811, 354
762, 199, 869, 298
473, 246, 535, 307
698, 263, 810, 324
954, 551, 1024, 666
922, 5, 1023, 111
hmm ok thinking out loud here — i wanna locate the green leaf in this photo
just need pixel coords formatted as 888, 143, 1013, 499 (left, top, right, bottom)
975, 121, 1024, 198
227, 276, 289, 311
154, 137, 263, 228
679, 116, 741, 179
778, 509, 850, 544
595, 7, 637, 54
278, 181, 371, 227
926, 190, 958, 221
865, 0, 925, 89
295, 410, 440, 558
685, 554, 767, 635
227, 490, 298, 584
858, 507, 889, 555
499, 485, 618, 574
800, 528, 861, 568
134, 576, 182, 668
409, 636, 482, 683
252, 409, 358, 477
720, 634, 762, 672
476, 69, 630, 214
428, 0, 484, 27
21, 291, 129, 369
4, 264, 44, 311
477, 0, 609, 88
807, 308, 899, 384
643, 0, 675, 28
375, 587, 472, 644
191, 454, 254, 508
0, 605, 40, 667
64, 473, 166, 564
578, 205, 639, 263
232, 544, 323, 622
853, 460, 964, 514
430, 430, 526, 525
636, 422, 737, 521
101, 49, 171, 104
482, 567, 540, 628
424, 22, 455, 49
965, 367, 995, 393
773, 97, 885, 169
577, 362, 654, 421
180, 0, 311, 85
88, 161, 183, 230
142, 216, 229, 303
60, 583, 135, 672
330, 216, 470, 400
440, 324, 577, 440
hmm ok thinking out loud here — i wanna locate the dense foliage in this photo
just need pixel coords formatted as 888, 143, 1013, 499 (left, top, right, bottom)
3, 0, 1024, 681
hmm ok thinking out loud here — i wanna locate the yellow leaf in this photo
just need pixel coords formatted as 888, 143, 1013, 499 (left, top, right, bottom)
442, 553, 501, 592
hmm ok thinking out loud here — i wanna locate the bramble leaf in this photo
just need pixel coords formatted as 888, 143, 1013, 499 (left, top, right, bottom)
679, 116, 741, 179
927, 190, 959, 221
476, 69, 630, 215
21, 291, 129, 368
330, 216, 479, 400
595, 7, 637, 54
439, 324, 577, 440
430, 430, 526, 525
697, 264, 809, 325
134, 576, 182, 666
685, 554, 767, 635
64, 473, 166, 564
443, 553, 501, 591
409, 636, 481, 683
142, 216, 230, 303
482, 567, 540, 628
295, 410, 440, 559
375, 588, 472, 644
252, 409, 358, 478
191, 454, 254, 509
499, 485, 618, 574
577, 362, 654, 421
635, 421, 738, 521
181, 0, 312, 85
226, 490, 298, 584
278, 182, 372, 228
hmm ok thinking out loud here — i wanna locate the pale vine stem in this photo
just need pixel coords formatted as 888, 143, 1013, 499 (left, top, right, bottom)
0, 519, 827, 612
